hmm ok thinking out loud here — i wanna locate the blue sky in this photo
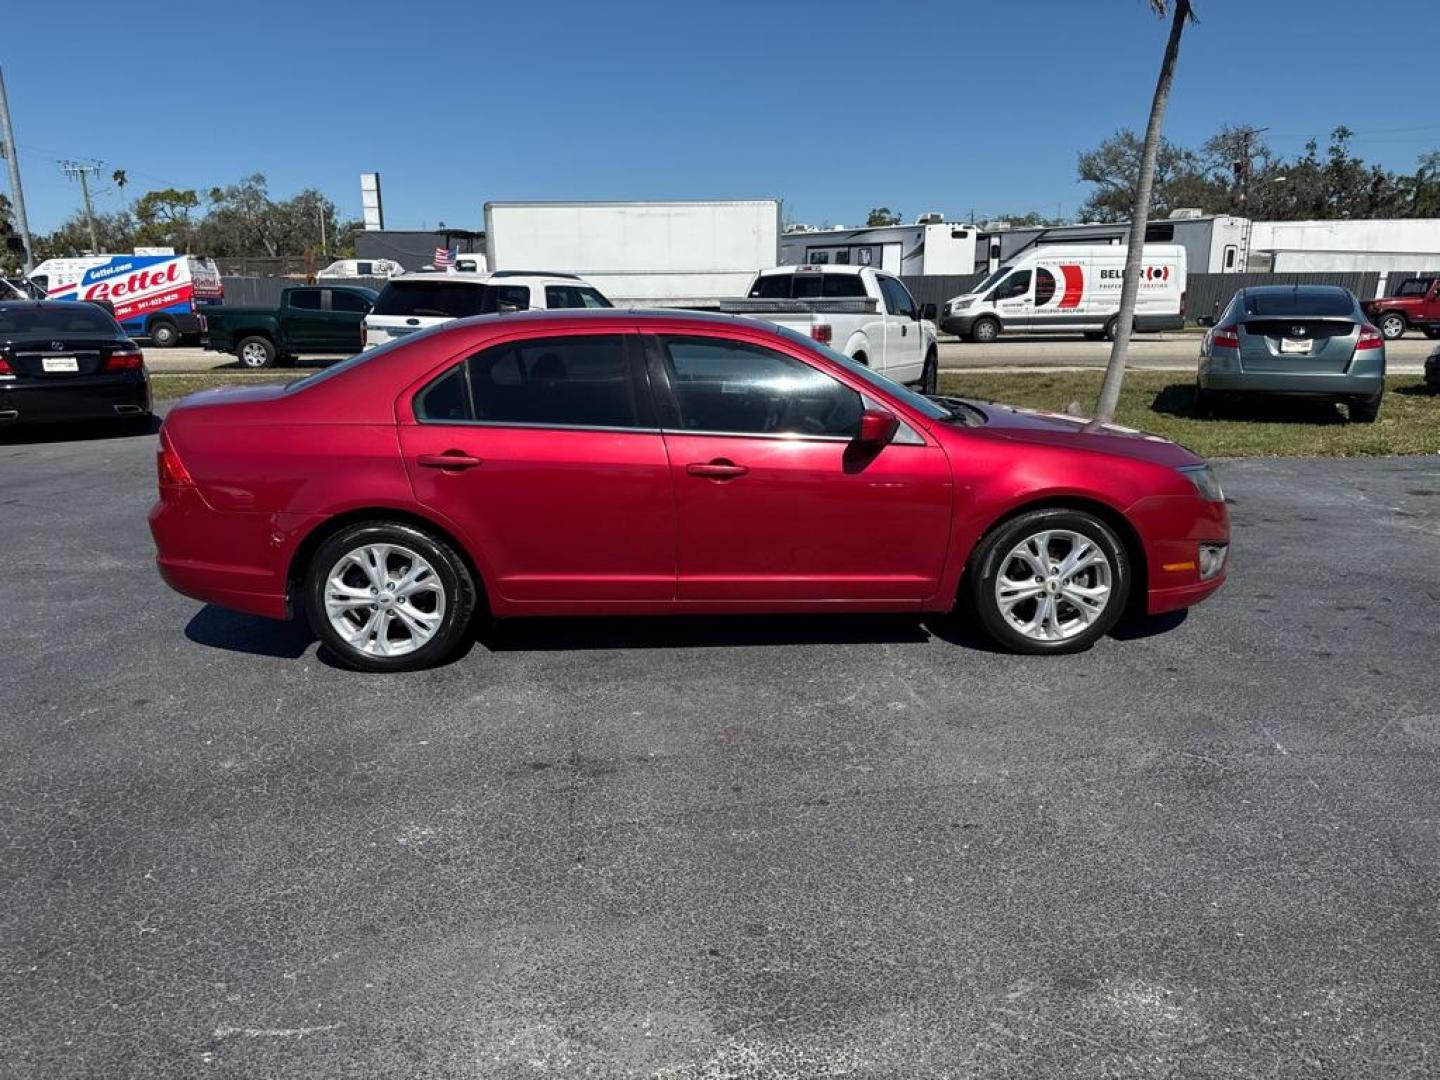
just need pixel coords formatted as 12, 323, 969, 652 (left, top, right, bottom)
6, 0, 1439, 233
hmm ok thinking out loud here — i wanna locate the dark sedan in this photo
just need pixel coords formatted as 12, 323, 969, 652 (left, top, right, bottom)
0, 301, 151, 428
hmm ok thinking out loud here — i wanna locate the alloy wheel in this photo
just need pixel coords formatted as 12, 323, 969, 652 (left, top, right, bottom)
994, 529, 1113, 642
324, 543, 447, 658
240, 342, 270, 367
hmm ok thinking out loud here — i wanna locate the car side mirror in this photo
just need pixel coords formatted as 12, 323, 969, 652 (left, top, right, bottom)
920, 302, 937, 321
496, 300, 523, 314
855, 408, 900, 447
1195, 315, 1215, 328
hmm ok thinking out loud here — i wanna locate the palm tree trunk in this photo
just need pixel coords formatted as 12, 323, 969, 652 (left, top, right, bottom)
1090, 0, 1193, 426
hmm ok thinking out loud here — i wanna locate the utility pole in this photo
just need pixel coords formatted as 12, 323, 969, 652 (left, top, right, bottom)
0, 65, 36, 271
1233, 126, 1269, 216
60, 159, 102, 252
317, 203, 328, 257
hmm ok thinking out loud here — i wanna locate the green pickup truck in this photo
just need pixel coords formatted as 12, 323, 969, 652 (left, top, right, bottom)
204, 285, 377, 368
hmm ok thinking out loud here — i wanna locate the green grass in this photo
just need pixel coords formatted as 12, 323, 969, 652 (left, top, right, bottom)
938, 371, 1440, 458
150, 371, 1440, 459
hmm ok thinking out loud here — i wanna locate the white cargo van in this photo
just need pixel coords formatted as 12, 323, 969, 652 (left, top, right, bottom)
941, 244, 1186, 342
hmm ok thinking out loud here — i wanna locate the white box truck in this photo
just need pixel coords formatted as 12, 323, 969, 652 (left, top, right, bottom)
940, 244, 1187, 343
483, 200, 781, 305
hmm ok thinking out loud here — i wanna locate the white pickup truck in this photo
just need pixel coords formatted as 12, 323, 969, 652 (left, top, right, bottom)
717, 265, 940, 392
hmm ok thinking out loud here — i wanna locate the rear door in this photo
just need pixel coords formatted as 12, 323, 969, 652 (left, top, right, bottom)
398, 330, 676, 604
282, 288, 330, 350
647, 332, 952, 602
325, 289, 373, 353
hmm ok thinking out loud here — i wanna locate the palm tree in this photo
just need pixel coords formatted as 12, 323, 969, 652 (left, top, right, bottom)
1090, 0, 1196, 427
112, 168, 129, 213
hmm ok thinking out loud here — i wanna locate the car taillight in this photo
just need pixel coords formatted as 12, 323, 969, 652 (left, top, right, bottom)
0, 355, 12, 375
1180, 290, 1187, 318
1212, 325, 1239, 349
811, 324, 832, 345
1357, 325, 1384, 350
104, 347, 145, 371
156, 430, 193, 490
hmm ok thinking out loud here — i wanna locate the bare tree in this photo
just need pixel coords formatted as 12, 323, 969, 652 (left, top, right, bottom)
1090, 0, 1195, 427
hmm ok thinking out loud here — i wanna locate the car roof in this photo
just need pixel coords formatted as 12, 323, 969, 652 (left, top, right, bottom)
387, 271, 586, 286
0, 299, 104, 311
1240, 284, 1353, 298
756, 264, 873, 276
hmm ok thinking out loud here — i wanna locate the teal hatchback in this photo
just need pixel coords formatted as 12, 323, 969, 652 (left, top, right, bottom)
1196, 286, 1385, 422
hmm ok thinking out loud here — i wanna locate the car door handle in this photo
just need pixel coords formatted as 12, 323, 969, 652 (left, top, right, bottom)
417, 452, 483, 470
686, 460, 749, 480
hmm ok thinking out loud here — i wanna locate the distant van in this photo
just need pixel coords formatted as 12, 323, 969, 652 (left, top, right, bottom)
28, 253, 223, 347
317, 258, 405, 280
940, 243, 1187, 342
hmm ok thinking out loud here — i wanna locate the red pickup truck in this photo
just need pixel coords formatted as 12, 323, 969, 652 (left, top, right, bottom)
1361, 276, 1440, 340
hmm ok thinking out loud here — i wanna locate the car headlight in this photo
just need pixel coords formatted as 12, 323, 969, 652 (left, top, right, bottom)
1178, 464, 1224, 502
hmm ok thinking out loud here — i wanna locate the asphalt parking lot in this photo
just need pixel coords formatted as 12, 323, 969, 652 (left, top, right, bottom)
2, 420, 1438, 1078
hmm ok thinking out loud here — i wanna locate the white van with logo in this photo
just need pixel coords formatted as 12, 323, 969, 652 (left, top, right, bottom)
941, 244, 1186, 342
28, 253, 224, 347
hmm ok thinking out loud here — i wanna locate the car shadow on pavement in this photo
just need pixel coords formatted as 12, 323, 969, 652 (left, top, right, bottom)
1151, 382, 1351, 423
481, 613, 936, 653
185, 605, 316, 660
0, 417, 160, 445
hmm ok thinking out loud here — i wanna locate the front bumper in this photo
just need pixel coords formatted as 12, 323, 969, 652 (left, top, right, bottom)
0, 371, 151, 424
940, 312, 979, 337
1125, 492, 1231, 616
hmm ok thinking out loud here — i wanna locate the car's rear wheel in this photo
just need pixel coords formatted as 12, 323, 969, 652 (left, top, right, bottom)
1348, 393, 1382, 423
969, 317, 1000, 344
1423, 327, 1440, 339
968, 508, 1130, 655
1103, 315, 1120, 342
1378, 313, 1407, 340
237, 336, 276, 369
305, 522, 477, 673
148, 319, 179, 348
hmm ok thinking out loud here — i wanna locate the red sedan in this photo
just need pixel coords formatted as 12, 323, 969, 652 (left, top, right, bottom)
149, 310, 1229, 672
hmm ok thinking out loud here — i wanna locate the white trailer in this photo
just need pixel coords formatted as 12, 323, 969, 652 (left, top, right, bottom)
781, 220, 978, 276
1248, 219, 1440, 273
483, 199, 781, 305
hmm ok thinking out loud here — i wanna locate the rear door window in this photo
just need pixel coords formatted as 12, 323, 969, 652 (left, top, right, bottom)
288, 289, 322, 310
545, 285, 612, 309
492, 285, 531, 311
464, 334, 640, 428
657, 336, 862, 438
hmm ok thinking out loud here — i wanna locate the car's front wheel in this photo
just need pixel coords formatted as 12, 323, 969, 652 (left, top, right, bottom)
968, 509, 1130, 654
305, 522, 478, 672
969, 317, 1000, 344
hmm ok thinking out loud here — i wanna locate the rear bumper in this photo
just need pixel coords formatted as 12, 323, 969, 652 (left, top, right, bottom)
1125, 492, 1230, 616
1198, 370, 1384, 396
148, 491, 290, 619
0, 372, 151, 424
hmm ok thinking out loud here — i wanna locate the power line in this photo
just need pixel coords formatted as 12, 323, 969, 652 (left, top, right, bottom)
59, 159, 103, 252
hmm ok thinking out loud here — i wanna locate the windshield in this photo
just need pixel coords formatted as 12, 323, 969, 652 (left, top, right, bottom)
0, 303, 122, 337
967, 266, 1010, 296
773, 325, 953, 421
373, 281, 488, 318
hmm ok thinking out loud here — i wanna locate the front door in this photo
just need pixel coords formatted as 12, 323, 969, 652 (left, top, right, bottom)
398, 331, 675, 605
989, 269, 1034, 329
877, 275, 924, 383
649, 333, 952, 602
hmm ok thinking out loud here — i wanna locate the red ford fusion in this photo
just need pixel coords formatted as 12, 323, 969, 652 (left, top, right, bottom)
149, 310, 1228, 672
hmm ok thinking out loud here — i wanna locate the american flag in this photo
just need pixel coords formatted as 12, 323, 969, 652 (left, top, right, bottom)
433, 246, 456, 268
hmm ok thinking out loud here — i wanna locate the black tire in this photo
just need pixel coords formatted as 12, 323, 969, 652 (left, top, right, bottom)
305, 521, 478, 673
1102, 315, 1120, 342
1378, 312, 1407, 340
968, 317, 1000, 344
852, 352, 869, 367
1348, 393, 1382, 423
1423, 327, 1440, 340
967, 508, 1131, 655
236, 335, 277, 369
148, 319, 180, 348
919, 347, 938, 395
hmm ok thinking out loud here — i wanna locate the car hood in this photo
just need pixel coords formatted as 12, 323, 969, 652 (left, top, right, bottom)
957, 398, 1203, 467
